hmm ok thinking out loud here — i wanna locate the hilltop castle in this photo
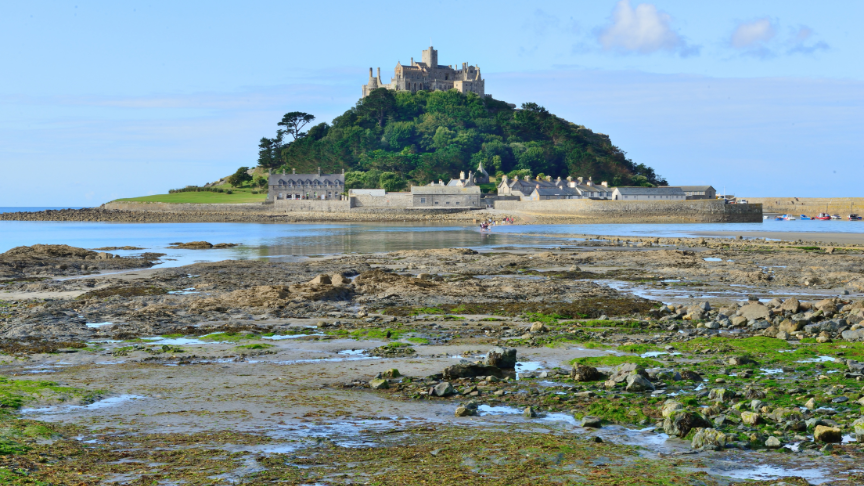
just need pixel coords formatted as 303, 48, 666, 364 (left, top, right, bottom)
362, 46, 485, 98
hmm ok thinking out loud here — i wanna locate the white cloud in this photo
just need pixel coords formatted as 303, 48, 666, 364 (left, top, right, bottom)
730, 18, 776, 49
597, 0, 697, 56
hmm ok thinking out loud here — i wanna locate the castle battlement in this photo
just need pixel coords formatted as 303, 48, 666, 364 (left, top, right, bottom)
362, 46, 485, 98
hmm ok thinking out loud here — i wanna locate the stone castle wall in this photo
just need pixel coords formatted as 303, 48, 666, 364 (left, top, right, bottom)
740, 197, 864, 216
492, 199, 762, 223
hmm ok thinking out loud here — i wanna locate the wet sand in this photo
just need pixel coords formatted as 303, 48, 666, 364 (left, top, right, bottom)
696, 230, 864, 245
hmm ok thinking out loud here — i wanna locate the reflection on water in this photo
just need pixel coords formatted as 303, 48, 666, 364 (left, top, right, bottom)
2, 220, 861, 271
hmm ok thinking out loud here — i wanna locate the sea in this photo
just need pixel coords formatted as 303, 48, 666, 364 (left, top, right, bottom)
1, 206, 863, 270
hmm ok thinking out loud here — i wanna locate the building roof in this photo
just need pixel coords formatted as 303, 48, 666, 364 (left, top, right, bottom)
269, 173, 344, 185
532, 187, 581, 197
613, 186, 685, 195
669, 185, 715, 192
411, 185, 481, 195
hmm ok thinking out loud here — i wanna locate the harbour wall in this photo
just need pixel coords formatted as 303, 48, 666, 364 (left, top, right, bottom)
492, 199, 762, 223
103, 202, 272, 213
740, 197, 864, 216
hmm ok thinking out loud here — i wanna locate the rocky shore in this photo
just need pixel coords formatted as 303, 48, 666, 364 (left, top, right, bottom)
2, 236, 864, 484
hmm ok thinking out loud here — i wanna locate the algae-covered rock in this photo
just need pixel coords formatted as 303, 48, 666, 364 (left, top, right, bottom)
382, 369, 401, 379
369, 378, 390, 390
765, 436, 782, 448
432, 382, 456, 397
661, 400, 684, 419
485, 346, 517, 369
664, 411, 711, 438
610, 363, 648, 383
625, 373, 654, 392
708, 388, 732, 402
853, 418, 864, 442
814, 425, 842, 443
741, 411, 761, 425
523, 406, 538, 418
691, 428, 726, 451
571, 364, 604, 382
580, 416, 602, 428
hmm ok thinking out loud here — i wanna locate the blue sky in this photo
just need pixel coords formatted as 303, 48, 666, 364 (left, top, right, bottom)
1, 0, 861, 205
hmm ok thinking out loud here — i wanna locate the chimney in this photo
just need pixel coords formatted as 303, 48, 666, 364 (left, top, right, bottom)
292, 168, 295, 174
556, 177, 561, 183
282, 169, 286, 175
376, 67, 382, 84
601, 181, 608, 188
524, 175, 530, 181
502, 174, 508, 182
317, 167, 321, 176
268, 169, 272, 175
460, 171, 465, 180
439, 179, 444, 186
411, 57, 414, 65
342, 168, 345, 174
545, 176, 552, 182
587, 177, 594, 187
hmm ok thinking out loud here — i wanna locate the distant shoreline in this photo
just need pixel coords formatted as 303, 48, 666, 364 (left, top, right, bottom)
696, 230, 864, 245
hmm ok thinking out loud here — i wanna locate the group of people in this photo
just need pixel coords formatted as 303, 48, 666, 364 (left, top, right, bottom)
478, 216, 515, 231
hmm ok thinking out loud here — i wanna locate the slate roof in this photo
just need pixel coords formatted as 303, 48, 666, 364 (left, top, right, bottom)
669, 185, 714, 192
532, 187, 581, 197
269, 173, 344, 186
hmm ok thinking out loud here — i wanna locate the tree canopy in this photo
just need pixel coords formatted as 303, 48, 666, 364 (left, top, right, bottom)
257, 90, 665, 188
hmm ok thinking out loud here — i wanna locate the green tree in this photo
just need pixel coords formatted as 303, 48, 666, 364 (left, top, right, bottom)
379, 172, 406, 192
253, 176, 268, 189
278, 112, 316, 141
356, 88, 396, 127
227, 167, 252, 187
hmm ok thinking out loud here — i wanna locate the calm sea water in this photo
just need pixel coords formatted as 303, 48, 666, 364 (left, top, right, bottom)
1, 208, 862, 269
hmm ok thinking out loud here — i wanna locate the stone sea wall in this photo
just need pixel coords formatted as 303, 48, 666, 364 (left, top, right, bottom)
103, 202, 273, 213
493, 199, 762, 223
740, 197, 864, 216
350, 193, 413, 208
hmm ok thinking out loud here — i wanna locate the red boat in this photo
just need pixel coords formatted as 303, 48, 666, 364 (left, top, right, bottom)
813, 213, 831, 220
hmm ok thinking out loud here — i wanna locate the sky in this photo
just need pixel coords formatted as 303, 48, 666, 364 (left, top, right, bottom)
1, 0, 861, 206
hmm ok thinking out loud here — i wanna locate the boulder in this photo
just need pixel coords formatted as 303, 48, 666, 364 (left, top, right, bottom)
739, 303, 770, 321
381, 369, 401, 379
813, 425, 842, 443
679, 370, 703, 382
455, 400, 479, 417
728, 355, 757, 366
331, 273, 352, 286
740, 411, 761, 425
779, 319, 804, 333
432, 382, 456, 397
570, 364, 604, 382
580, 416, 602, 428
610, 363, 648, 383
780, 298, 801, 313
523, 406, 538, 418
853, 418, 864, 443
529, 322, 549, 333
369, 378, 390, 390
841, 329, 864, 342
664, 411, 711, 438
661, 401, 684, 419
485, 347, 517, 369
730, 316, 748, 327
708, 388, 732, 402
443, 363, 509, 380
691, 428, 726, 451
765, 436, 782, 448
814, 299, 838, 315
625, 373, 655, 392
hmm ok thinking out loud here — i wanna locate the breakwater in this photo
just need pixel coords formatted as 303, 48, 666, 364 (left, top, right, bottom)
1, 199, 761, 224
741, 197, 864, 216
492, 199, 762, 223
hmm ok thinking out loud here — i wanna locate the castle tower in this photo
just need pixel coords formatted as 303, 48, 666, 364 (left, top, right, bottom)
422, 46, 438, 68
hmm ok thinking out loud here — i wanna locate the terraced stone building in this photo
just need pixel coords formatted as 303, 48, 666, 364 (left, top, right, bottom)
267, 168, 345, 201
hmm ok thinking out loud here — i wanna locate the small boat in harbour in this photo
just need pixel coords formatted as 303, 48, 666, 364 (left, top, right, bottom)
850, 214, 862, 221
800, 214, 811, 220
831, 214, 842, 220
775, 214, 796, 221
814, 213, 831, 220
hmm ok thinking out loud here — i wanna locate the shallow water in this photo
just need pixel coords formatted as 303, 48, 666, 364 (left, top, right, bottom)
20, 394, 146, 414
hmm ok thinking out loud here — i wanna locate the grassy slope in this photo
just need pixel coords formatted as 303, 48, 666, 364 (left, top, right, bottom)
113, 182, 267, 204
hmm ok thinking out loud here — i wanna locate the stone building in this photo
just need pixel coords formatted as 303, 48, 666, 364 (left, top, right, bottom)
669, 186, 716, 200
267, 168, 345, 201
498, 175, 612, 200
411, 182, 481, 208
447, 162, 490, 188
611, 187, 686, 201
362, 46, 485, 98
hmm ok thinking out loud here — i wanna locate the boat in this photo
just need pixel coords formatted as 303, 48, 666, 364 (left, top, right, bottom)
800, 214, 811, 220
850, 214, 863, 221
775, 214, 796, 221
814, 213, 831, 220
831, 214, 842, 220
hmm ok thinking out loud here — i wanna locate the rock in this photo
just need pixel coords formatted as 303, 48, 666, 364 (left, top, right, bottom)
805, 398, 817, 409
697, 301, 711, 311
739, 303, 771, 321
485, 347, 517, 369
853, 418, 864, 442
730, 316, 748, 327
454, 406, 473, 417
679, 370, 703, 382
331, 273, 352, 286
381, 369, 400, 379
443, 363, 509, 380
765, 436, 782, 448
741, 411, 761, 425
570, 364, 604, 382
708, 388, 732, 402
661, 401, 684, 419
523, 406, 537, 418
691, 428, 726, 451
610, 363, 648, 383
581, 416, 602, 428
813, 425, 842, 443
779, 319, 804, 333
664, 411, 711, 438
529, 322, 549, 333
841, 329, 864, 342
432, 382, 456, 397
780, 298, 801, 313
775, 331, 791, 340
814, 299, 838, 315
625, 373, 655, 392
369, 378, 390, 390
728, 355, 757, 366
